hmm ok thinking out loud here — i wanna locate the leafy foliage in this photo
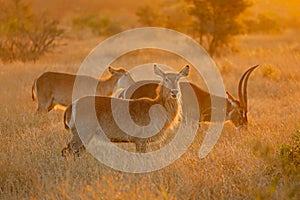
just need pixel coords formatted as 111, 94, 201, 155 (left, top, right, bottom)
243, 14, 282, 34
72, 15, 122, 36
255, 130, 300, 199
136, 5, 163, 27
281, 130, 300, 167
135, 0, 250, 57
261, 64, 281, 80
189, 0, 250, 56
136, 1, 192, 32
0, 0, 64, 63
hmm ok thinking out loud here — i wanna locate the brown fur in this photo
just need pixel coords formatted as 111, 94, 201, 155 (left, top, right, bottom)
121, 65, 259, 128
62, 65, 189, 157
32, 66, 134, 113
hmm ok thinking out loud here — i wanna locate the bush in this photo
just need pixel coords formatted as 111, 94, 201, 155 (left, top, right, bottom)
243, 14, 282, 34
280, 130, 300, 167
255, 130, 300, 199
261, 64, 281, 80
135, 0, 251, 57
0, 0, 64, 63
72, 15, 122, 36
136, 5, 163, 27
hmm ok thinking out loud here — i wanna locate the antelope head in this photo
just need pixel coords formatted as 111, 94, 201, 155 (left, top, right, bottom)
108, 66, 135, 89
154, 64, 190, 99
226, 65, 259, 129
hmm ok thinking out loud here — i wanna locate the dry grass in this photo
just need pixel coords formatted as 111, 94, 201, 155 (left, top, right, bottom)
0, 30, 300, 199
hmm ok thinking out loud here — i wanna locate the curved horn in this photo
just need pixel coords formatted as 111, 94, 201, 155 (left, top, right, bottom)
243, 65, 259, 111
238, 67, 253, 107
238, 65, 259, 110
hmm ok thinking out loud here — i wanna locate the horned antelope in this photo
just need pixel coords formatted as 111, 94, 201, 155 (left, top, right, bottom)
120, 65, 259, 129
62, 64, 189, 157
31, 66, 134, 112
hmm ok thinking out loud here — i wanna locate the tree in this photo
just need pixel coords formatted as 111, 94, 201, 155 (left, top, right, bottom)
161, 0, 193, 32
135, 0, 250, 56
0, 0, 64, 63
72, 15, 122, 36
136, 1, 192, 32
136, 5, 163, 27
243, 14, 282, 34
189, 0, 250, 56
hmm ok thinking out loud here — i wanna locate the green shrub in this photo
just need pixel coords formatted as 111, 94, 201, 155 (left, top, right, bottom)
0, 0, 64, 63
243, 14, 282, 34
262, 64, 281, 80
280, 130, 300, 167
254, 130, 300, 199
72, 15, 122, 36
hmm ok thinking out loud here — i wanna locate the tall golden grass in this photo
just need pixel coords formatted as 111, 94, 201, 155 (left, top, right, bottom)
0, 30, 299, 199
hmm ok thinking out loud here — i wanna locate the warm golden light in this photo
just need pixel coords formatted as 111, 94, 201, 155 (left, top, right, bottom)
1, 0, 299, 199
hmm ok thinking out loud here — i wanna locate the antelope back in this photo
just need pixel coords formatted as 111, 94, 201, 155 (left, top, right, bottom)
33, 66, 133, 112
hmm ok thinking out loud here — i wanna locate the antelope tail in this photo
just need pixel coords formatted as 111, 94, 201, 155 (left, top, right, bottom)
31, 79, 36, 101
63, 105, 72, 130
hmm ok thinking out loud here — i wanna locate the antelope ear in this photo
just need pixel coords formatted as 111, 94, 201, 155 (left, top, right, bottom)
108, 66, 125, 75
108, 66, 115, 74
226, 91, 238, 107
154, 64, 165, 77
179, 65, 190, 77
226, 91, 235, 100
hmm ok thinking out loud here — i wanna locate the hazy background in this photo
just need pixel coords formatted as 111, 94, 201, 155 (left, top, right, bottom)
0, 0, 299, 199
1, 0, 300, 61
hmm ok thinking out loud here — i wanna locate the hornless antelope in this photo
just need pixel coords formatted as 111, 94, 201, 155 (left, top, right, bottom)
31, 66, 134, 112
62, 64, 189, 157
121, 65, 259, 129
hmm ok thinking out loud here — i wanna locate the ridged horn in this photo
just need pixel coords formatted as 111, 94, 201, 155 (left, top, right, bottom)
238, 65, 259, 111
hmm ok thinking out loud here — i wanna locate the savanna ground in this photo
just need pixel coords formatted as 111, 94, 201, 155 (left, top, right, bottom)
0, 29, 299, 199
1, 0, 300, 197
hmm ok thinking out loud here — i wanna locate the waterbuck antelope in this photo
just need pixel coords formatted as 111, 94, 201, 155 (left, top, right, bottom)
120, 65, 259, 129
62, 64, 189, 157
32, 66, 134, 112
